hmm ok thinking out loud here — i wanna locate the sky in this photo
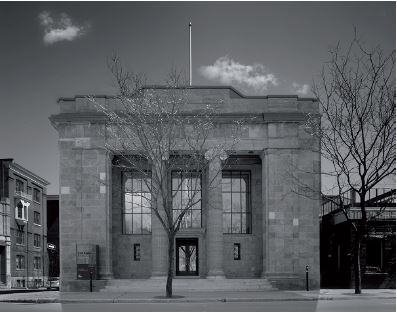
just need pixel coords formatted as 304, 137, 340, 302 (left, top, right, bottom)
0, 1, 395, 194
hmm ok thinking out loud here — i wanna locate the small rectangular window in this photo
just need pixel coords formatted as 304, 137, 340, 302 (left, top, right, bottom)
233, 243, 241, 260
34, 211, 41, 225
15, 179, 24, 192
33, 188, 41, 203
16, 229, 24, 245
16, 255, 25, 270
33, 256, 41, 270
134, 243, 141, 261
33, 234, 41, 248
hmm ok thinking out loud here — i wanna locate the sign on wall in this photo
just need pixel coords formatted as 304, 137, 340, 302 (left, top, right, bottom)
76, 244, 98, 280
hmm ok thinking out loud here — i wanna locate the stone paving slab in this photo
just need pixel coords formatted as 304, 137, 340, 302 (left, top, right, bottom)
0, 289, 394, 304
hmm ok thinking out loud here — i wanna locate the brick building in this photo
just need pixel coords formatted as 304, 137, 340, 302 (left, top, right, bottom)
0, 159, 49, 288
49, 86, 321, 291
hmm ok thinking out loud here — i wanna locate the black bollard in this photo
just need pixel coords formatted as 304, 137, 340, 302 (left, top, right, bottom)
305, 265, 309, 291
89, 269, 93, 292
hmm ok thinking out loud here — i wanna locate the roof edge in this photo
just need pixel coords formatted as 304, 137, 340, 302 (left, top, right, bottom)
9, 162, 50, 186
57, 85, 319, 102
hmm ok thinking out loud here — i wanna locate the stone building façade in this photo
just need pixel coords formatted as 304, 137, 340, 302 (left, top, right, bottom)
49, 86, 321, 291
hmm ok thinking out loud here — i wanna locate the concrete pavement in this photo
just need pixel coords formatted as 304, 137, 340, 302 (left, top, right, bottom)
0, 289, 395, 304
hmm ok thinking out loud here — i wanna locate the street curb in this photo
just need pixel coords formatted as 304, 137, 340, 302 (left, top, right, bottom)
0, 296, 395, 304
0, 299, 59, 304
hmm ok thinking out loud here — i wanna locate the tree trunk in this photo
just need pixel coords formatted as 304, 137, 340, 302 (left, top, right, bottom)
166, 234, 175, 298
353, 233, 362, 294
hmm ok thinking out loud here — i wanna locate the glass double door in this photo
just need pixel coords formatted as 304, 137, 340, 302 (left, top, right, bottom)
176, 238, 198, 276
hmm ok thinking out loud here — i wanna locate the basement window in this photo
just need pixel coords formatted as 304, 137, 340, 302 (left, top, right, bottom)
134, 244, 141, 261
233, 243, 241, 260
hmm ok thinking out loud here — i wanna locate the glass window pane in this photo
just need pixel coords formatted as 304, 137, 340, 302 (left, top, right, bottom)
172, 176, 180, 190
123, 214, 132, 234
223, 193, 231, 212
191, 176, 201, 190
189, 246, 197, 271
181, 191, 189, 208
231, 193, 240, 212
142, 214, 151, 233
178, 247, 186, 271
191, 210, 201, 227
222, 177, 231, 192
132, 178, 141, 192
241, 193, 246, 212
182, 178, 189, 190
223, 213, 232, 233
191, 192, 201, 206
231, 213, 241, 233
141, 195, 151, 213
132, 215, 142, 234
191, 199, 201, 211
132, 195, 142, 213
124, 194, 133, 212
231, 177, 240, 192
173, 191, 182, 210
241, 176, 248, 192
241, 213, 247, 233
183, 210, 192, 228
173, 209, 181, 223
124, 178, 132, 192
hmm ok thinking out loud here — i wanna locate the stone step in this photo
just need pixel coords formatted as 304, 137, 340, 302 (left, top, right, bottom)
102, 278, 276, 292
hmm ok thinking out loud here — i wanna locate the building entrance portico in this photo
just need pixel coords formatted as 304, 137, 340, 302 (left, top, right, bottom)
176, 238, 198, 276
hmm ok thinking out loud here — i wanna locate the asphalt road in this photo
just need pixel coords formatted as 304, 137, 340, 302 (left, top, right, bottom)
0, 299, 395, 312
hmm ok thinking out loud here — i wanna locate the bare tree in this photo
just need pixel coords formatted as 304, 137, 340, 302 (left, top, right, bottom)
91, 56, 243, 297
306, 32, 396, 294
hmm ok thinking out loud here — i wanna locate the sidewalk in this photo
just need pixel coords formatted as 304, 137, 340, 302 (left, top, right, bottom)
0, 289, 395, 304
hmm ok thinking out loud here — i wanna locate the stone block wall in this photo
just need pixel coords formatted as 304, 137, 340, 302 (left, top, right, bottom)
52, 88, 321, 290
58, 122, 112, 290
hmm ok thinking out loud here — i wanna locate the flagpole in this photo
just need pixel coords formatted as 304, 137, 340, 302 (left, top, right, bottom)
189, 22, 192, 86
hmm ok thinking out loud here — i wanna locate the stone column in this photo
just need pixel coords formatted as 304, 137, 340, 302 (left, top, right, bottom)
151, 212, 168, 277
151, 167, 168, 277
206, 157, 224, 277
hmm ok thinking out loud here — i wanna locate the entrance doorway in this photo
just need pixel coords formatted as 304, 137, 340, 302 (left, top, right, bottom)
176, 238, 198, 276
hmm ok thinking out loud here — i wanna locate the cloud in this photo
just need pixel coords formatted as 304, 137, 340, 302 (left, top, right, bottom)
38, 11, 89, 45
199, 56, 278, 93
292, 82, 310, 95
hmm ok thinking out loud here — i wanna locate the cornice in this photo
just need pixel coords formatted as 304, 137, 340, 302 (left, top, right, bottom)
9, 163, 50, 186
57, 86, 318, 102
49, 111, 316, 125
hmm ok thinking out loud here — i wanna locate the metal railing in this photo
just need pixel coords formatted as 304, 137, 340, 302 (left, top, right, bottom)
321, 188, 396, 218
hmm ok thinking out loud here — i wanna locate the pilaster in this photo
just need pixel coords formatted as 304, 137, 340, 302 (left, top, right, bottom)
206, 157, 224, 277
